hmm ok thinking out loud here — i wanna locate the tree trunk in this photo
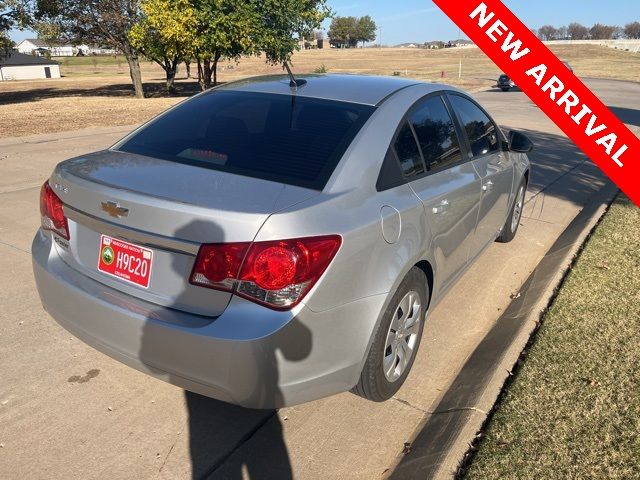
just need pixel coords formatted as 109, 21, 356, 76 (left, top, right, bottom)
125, 50, 145, 99
212, 51, 221, 86
166, 68, 176, 93
185, 61, 191, 79
197, 58, 206, 91
203, 59, 213, 89
163, 58, 178, 93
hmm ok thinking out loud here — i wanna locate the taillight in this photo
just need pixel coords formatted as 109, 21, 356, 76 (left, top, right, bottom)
40, 181, 70, 240
190, 235, 341, 310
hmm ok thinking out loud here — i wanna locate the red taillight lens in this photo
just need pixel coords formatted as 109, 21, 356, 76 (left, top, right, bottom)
40, 181, 70, 240
189, 235, 341, 310
190, 243, 250, 290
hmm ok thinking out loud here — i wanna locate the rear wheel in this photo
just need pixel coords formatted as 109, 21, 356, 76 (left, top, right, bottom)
497, 180, 526, 243
353, 268, 428, 402
500, 87, 511, 92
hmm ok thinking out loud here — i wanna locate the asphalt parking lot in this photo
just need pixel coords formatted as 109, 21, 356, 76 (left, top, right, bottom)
0, 78, 638, 479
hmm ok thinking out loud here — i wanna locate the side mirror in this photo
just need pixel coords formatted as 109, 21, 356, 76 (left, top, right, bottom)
509, 130, 534, 153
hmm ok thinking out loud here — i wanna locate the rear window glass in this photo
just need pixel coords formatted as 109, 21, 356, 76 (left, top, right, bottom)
117, 90, 375, 190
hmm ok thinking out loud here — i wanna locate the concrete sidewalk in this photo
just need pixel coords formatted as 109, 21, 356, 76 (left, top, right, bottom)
0, 78, 637, 479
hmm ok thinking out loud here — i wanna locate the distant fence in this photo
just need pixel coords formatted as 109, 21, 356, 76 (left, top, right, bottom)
544, 39, 640, 53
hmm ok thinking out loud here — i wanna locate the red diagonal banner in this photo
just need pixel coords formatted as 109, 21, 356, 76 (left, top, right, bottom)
433, 0, 640, 206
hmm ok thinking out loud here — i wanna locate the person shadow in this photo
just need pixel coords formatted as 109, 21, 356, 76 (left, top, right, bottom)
138, 220, 312, 479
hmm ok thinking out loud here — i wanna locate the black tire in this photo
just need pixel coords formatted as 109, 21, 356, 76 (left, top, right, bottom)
497, 179, 526, 243
500, 87, 511, 92
352, 267, 428, 402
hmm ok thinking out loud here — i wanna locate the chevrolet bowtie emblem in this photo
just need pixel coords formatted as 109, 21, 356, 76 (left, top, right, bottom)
101, 201, 129, 218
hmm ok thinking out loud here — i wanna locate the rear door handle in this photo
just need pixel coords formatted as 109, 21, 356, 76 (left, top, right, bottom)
482, 180, 494, 193
432, 199, 450, 215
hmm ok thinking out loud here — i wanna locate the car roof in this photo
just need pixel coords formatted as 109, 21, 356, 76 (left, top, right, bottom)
216, 74, 449, 106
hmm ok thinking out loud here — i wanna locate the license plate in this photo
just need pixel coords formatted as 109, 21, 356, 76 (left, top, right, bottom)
97, 235, 153, 289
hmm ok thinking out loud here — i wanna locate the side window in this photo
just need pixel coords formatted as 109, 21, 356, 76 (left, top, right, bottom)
448, 95, 499, 157
393, 121, 425, 178
409, 96, 462, 172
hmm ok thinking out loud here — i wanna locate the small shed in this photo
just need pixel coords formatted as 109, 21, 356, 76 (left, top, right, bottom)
0, 51, 61, 81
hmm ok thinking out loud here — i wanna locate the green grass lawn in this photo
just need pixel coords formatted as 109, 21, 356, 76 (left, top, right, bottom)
464, 195, 640, 480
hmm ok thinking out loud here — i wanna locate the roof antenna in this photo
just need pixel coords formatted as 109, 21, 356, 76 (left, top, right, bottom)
283, 60, 307, 89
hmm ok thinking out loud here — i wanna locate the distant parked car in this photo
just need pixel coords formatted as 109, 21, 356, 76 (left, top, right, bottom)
33, 74, 532, 408
498, 60, 573, 92
497, 73, 516, 92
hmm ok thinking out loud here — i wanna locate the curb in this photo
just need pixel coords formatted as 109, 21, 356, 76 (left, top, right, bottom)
387, 182, 620, 479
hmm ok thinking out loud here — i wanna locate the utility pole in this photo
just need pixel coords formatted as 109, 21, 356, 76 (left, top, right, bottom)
379, 26, 383, 48
457, 27, 463, 79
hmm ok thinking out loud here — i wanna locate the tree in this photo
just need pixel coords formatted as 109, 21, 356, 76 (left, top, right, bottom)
193, 0, 331, 90
1, 1, 32, 58
624, 21, 640, 39
192, 0, 258, 89
590, 23, 618, 40
537, 25, 558, 41
328, 16, 358, 48
129, 0, 198, 92
253, 0, 331, 66
37, 0, 146, 98
567, 22, 589, 40
355, 15, 376, 47
556, 25, 568, 40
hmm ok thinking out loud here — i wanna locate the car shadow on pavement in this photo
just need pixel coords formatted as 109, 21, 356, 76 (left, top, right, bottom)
139, 221, 312, 479
501, 127, 608, 206
607, 106, 640, 128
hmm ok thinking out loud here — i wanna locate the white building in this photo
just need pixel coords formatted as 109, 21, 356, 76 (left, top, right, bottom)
17, 38, 118, 57
0, 51, 61, 81
17, 38, 76, 57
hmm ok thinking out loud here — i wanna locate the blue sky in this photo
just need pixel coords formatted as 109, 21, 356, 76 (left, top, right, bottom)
9, 0, 640, 46
323, 0, 640, 45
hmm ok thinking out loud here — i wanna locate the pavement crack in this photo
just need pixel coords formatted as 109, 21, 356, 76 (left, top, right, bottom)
158, 435, 178, 475
392, 397, 430, 414
0, 184, 42, 195
0, 239, 30, 255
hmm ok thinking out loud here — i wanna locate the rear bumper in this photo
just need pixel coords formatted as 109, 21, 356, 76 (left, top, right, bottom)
32, 231, 387, 408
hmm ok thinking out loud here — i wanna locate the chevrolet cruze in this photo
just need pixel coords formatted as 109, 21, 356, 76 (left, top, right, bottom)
33, 74, 532, 408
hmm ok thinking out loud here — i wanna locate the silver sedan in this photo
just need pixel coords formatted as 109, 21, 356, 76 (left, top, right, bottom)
33, 74, 531, 408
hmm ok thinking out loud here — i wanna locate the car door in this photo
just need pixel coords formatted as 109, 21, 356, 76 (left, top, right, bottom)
393, 94, 482, 293
447, 94, 514, 259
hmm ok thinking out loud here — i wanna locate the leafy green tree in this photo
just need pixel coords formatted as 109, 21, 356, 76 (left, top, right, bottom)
191, 0, 257, 89
36, 0, 146, 98
328, 15, 375, 48
254, 0, 331, 63
194, 0, 331, 90
355, 15, 376, 47
328, 16, 358, 48
1, 1, 32, 58
129, 0, 198, 92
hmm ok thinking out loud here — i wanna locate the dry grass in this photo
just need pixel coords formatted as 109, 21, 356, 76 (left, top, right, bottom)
0, 44, 638, 138
464, 195, 640, 480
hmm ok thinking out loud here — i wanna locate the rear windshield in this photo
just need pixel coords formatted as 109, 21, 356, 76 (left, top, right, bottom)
117, 90, 375, 190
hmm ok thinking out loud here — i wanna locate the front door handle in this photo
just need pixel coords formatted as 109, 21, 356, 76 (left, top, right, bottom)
482, 180, 494, 193
432, 199, 450, 215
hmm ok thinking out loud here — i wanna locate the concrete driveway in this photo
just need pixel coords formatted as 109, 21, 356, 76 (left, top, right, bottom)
0, 78, 638, 479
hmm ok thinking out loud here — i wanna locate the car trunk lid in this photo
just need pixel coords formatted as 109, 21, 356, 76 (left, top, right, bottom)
49, 150, 318, 317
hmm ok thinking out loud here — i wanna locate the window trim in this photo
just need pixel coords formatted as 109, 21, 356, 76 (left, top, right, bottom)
444, 92, 508, 162
376, 91, 476, 191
